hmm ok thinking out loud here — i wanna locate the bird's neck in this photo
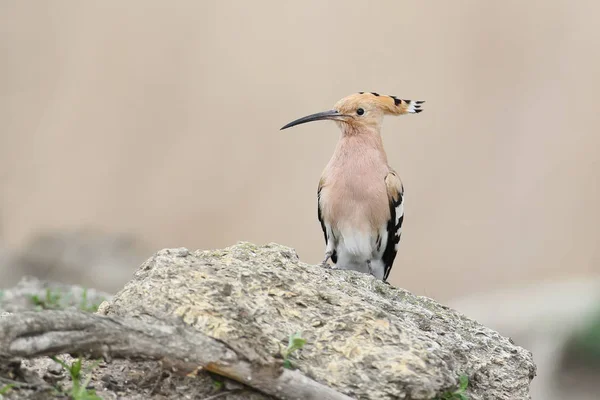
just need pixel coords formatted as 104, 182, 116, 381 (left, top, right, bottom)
330, 127, 389, 167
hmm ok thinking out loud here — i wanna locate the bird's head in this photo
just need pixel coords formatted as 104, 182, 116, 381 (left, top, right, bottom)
280, 92, 423, 133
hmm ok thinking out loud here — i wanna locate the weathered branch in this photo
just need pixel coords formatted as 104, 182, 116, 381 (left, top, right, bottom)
0, 311, 353, 400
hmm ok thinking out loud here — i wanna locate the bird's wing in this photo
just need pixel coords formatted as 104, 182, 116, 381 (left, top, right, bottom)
382, 171, 404, 281
317, 180, 337, 264
317, 182, 327, 245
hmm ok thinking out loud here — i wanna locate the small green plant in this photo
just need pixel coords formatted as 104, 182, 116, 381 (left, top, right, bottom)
281, 331, 306, 369
0, 383, 14, 398
211, 377, 224, 391
79, 289, 103, 313
30, 289, 62, 310
436, 375, 469, 400
51, 356, 102, 400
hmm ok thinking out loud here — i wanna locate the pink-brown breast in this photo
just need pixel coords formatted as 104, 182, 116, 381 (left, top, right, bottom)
319, 132, 392, 235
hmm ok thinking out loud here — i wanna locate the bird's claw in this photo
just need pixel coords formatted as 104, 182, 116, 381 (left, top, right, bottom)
320, 261, 337, 270
366, 260, 374, 276
320, 252, 335, 269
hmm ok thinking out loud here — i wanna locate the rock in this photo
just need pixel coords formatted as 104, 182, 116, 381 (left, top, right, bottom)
46, 360, 64, 376
98, 242, 536, 400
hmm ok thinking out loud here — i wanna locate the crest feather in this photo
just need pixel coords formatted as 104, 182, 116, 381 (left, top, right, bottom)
357, 92, 425, 115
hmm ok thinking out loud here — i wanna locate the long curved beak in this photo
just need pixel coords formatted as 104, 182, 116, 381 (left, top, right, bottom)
280, 109, 347, 130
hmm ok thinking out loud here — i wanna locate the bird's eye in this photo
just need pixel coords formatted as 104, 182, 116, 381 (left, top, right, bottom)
356, 108, 365, 116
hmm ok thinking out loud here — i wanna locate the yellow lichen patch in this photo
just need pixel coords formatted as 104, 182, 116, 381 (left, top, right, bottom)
326, 361, 340, 375
278, 306, 302, 319
330, 338, 362, 358
373, 319, 390, 330
373, 352, 429, 377
173, 304, 233, 339
343, 343, 362, 359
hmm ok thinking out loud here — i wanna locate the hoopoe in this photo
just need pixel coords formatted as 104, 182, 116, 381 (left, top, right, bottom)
281, 92, 423, 282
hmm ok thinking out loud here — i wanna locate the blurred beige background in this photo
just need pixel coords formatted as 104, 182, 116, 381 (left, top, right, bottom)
1, 0, 599, 302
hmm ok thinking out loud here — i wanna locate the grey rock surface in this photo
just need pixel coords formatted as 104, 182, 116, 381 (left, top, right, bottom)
98, 242, 536, 400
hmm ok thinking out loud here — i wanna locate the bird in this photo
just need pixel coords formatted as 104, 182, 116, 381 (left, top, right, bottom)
280, 92, 424, 282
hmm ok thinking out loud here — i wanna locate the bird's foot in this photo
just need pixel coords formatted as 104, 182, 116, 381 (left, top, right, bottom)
320, 252, 335, 269
366, 260, 375, 276
321, 262, 337, 270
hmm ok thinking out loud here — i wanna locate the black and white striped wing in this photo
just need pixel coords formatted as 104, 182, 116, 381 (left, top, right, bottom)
317, 183, 337, 264
382, 171, 404, 282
